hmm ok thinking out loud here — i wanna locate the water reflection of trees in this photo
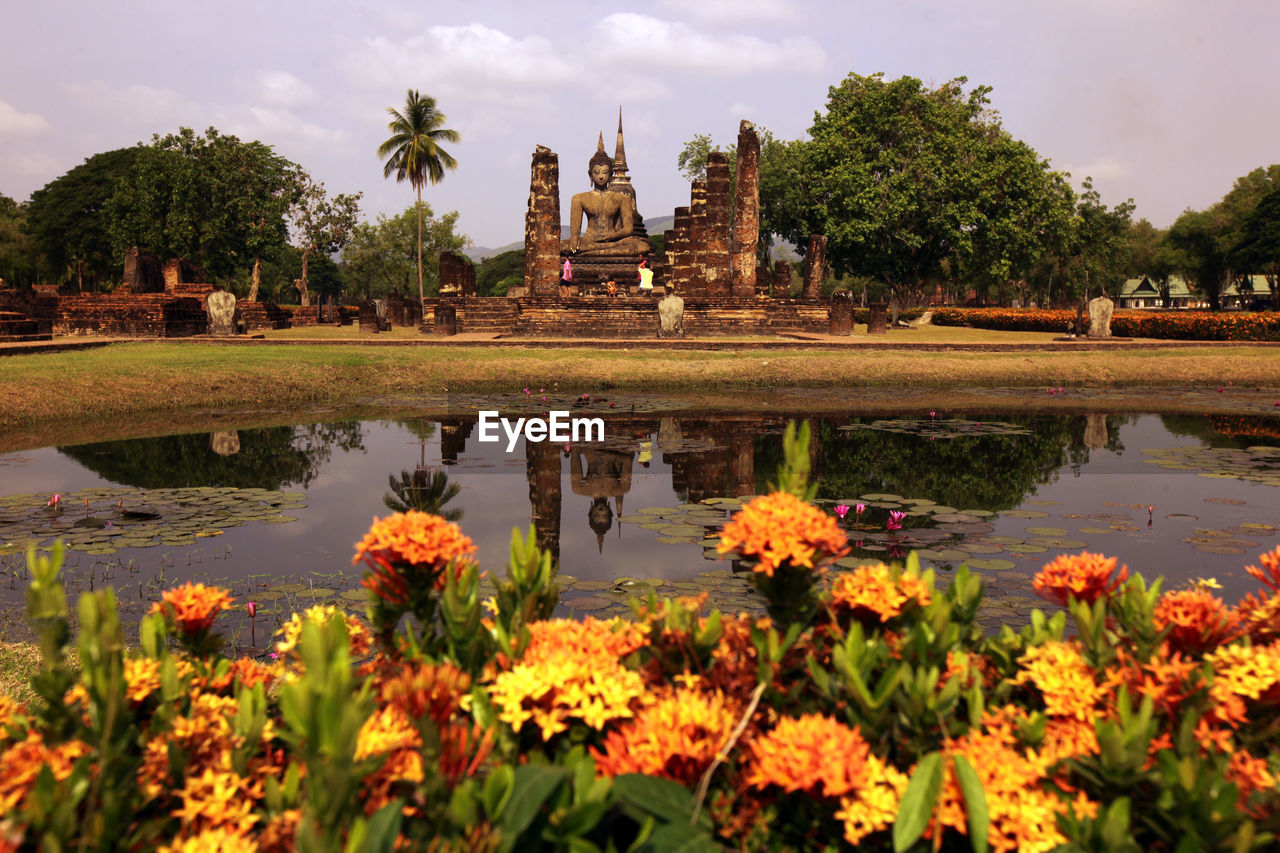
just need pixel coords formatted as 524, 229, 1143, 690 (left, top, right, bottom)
384, 468, 463, 520
753, 416, 1115, 513
57, 422, 365, 489
1162, 414, 1280, 448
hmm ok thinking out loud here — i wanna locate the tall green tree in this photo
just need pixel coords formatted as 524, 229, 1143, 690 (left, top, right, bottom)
770, 73, 1069, 306
0, 193, 37, 287
341, 203, 469, 299
1168, 207, 1230, 311
26, 148, 142, 289
291, 173, 361, 306
377, 90, 460, 306
1231, 186, 1280, 307
106, 128, 300, 283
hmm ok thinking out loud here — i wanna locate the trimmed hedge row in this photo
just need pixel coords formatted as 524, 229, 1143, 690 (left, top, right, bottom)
930, 307, 1280, 341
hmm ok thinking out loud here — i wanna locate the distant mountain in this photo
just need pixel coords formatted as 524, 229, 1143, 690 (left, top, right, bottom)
465, 213, 797, 262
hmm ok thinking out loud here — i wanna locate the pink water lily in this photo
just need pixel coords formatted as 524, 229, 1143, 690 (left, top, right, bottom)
855, 503, 866, 516
247, 601, 257, 618
47, 493, 62, 507
833, 504, 850, 519
886, 510, 907, 531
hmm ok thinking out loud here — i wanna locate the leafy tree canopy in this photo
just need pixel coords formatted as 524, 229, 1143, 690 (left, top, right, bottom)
476, 249, 524, 297
770, 73, 1072, 305
0, 192, 36, 287
291, 173, 361, 305
106, 127, 301, 282
341, 203, 469, 300
26, 147, 143, 288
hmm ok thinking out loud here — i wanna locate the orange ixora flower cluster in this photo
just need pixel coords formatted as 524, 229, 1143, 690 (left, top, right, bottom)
1033, 552, 1128, 606
828, 562, 932, 624
354, 511, 478, 602
932, 708, 1097, 853
593, 687, 739, 784
717, 492, 848, 577
1014, 641, 1106, 721
1154, 588, 1242, 655
148, 582, 235, 637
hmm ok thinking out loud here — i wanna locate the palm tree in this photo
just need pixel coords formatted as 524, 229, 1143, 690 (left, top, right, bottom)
377, 90, 460, 306
384, 468, 463, 521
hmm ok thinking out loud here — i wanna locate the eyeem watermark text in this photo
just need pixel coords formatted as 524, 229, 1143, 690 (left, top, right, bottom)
477, 410, 604, 452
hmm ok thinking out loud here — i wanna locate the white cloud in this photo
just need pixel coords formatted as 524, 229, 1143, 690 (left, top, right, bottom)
594, 13, 825, 75
343, 25, 579, 107
224, 106, 348, 147
256, 70, 316, 108
727, 101, 757, 119
655, 0, 798, 24
0, 101, 51, 135
63, 82, 191, 128
1063, 156, 1127, 182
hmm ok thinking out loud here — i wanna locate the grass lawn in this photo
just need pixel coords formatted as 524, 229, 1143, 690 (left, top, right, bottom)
1, 330, 1279, 451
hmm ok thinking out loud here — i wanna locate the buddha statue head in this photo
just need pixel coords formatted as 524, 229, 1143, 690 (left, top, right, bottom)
588, 134, 613, 190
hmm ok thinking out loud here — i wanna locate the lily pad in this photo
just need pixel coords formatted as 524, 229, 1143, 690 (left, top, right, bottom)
1001, 510, 1051, 519
564, 596, 612, 611
965, 558, 1017, 571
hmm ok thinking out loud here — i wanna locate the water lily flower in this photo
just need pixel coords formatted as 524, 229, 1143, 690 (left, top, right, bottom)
834, 504, 850, 519
929, 411, 936, 418
47, 493, 61, 508
886, 510, 906, 531
524, 387, 530, 395
855, 503, 866, 517
247, 601, 257, 618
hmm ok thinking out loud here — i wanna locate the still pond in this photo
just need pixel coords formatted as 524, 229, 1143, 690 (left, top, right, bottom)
2, 400, 1279, 649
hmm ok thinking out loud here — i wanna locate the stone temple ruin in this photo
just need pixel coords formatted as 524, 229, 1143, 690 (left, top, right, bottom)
0, 110, 839, 341
419, 111, 835, 337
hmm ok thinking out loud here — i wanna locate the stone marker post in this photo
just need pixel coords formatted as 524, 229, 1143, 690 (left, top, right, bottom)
1087, 296, 1114, 338
524, 146, 561, 298
205, 290, 236, 336
867, 302, 889, 335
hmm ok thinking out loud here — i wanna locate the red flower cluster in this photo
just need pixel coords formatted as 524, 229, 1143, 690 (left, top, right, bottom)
1033, 552, 1128, 606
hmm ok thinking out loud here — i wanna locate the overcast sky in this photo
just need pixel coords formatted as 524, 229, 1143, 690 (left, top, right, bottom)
4, 0, 1278, 249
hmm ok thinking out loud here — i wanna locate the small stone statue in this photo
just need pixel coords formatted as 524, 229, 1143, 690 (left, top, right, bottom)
563, 134, 650, 257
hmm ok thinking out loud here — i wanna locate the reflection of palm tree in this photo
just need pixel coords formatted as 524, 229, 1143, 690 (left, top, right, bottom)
384, 468, 463, 520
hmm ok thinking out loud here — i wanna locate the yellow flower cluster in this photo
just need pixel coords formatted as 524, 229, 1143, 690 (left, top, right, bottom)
717, 492, 848, 577
1207, 641, 1280, 709
1015, 641, 1105, 721
355, 705, 422, 761
125, 657, 163, 705
834, 757, 908, 847
275, 604, 372, 659
489, 654, 648, 741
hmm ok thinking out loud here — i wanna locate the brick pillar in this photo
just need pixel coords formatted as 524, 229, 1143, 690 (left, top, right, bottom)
771, 260, 791, 296
462, 262, 476, 297
704, 153, 731, 296
687, 181, 708, 295
670, 206, 692, 294
524, 145, 561, 297
803, 235, 827, 299
730, 121, 760, 298
439, 251, 465, 295
163, 259, 181, 294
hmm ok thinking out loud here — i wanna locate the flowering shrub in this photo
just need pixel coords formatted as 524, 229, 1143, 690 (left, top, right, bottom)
931, 306, 1280, 341
4, 431, 1280, 850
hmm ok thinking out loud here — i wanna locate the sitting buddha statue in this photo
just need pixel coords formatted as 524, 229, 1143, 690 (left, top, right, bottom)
563, 133, 650, 259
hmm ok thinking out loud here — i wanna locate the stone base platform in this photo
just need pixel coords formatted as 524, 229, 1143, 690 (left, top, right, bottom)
420, 296, 829, 338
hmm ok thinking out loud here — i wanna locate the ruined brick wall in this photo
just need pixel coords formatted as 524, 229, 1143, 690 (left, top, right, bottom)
523, 146, 561, 298
123, 247, 164, 293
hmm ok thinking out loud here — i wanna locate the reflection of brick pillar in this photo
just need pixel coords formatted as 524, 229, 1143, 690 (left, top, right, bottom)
439, 419, 473, 463
688, 181, 708, 295
803, 235, 827, 299
730, 121, 760, 298
526, 439, 562, 562
524, 146, 561, 297
670, 207, 692, 294
727, 430, 755, 497
704, 153, 731, 296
